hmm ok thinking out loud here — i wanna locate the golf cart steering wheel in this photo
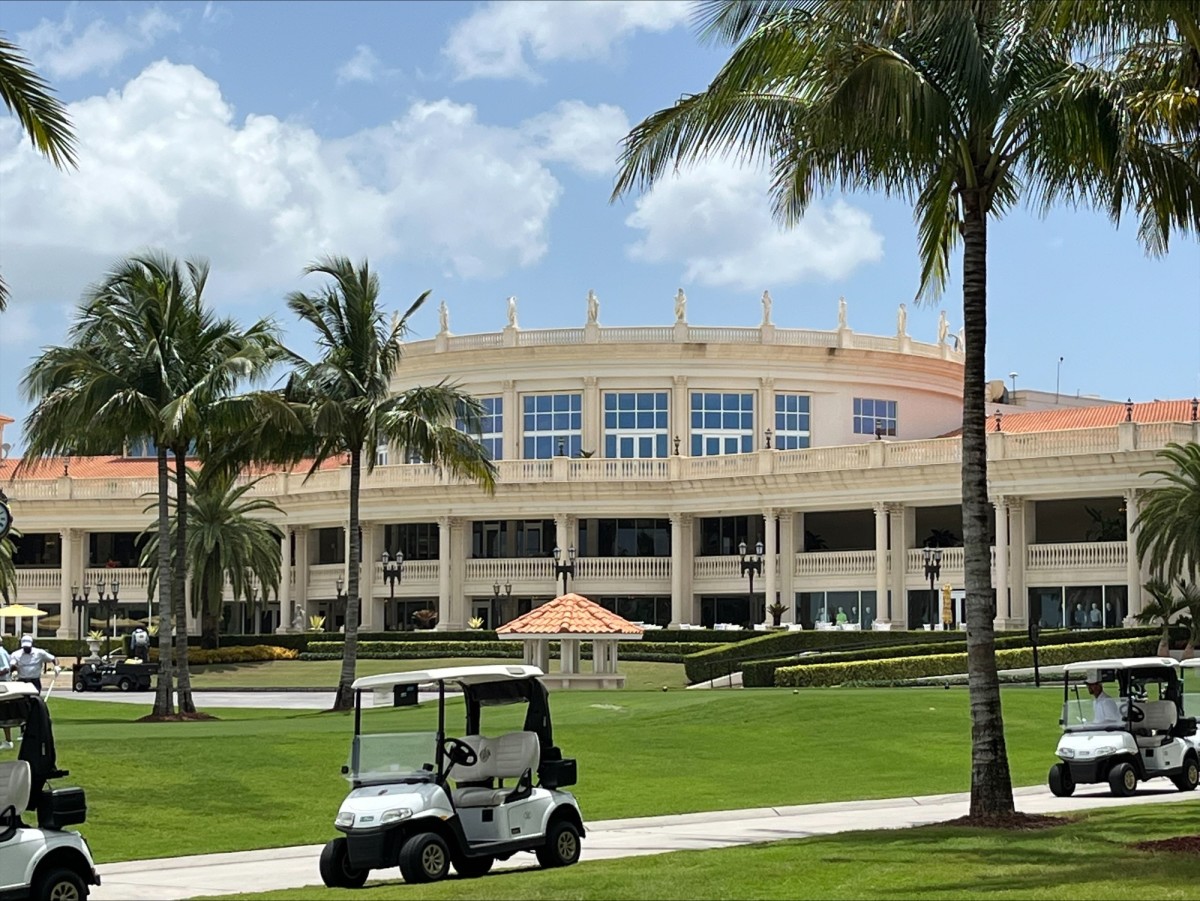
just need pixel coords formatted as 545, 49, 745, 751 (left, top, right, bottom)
442, 737, 478, 769
1127, 703, 1145, 723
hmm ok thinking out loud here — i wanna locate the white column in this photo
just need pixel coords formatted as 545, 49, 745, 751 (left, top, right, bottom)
359, 522, 378, 631
993, 497, 1009, 628
1007, 498, 1027, 627
888, 504, 908, 626
1125, 489, 1143, 620
446, 518, 468, 631
670, 513, 685, 626
874, 503, 889, 626
582, 376, 600, 457
276, 527, 292, 634
759, 377, 775, 447
438, 516, 452, 624
294, 526, 310, 623
671, 376, 688, 455
778, 511, 795, 624
502, 379, 517, 460
762, 508, 777, 626
57, 529, 75, 639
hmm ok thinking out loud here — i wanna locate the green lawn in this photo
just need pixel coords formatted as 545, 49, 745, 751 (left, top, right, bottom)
200, 803, 1200, 900
185, 658, 690, 691
43, 685, 1071, 864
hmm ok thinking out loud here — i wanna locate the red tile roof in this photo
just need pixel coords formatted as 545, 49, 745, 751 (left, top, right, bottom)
985, 399, 1194, 435
497, 593, 645, 637
0, 455, 343, 482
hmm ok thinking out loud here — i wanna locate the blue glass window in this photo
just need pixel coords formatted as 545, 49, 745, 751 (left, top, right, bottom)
603, 392, 668, 459
523, 393, 581, 458
689, 392, 754, 456
853, 397, 898, 436
774, 394, 812, 450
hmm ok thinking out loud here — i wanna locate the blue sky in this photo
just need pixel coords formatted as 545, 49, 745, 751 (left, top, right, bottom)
1, 0, 1197, 452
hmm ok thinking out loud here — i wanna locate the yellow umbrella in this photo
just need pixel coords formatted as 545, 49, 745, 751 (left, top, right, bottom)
1, 603, 49, 641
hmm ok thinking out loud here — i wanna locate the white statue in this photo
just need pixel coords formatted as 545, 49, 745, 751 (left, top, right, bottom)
291, 606, 305, 633
438, 300, 449, 335
957, 327, 966, 352
897, 302, 907, 336
761, 290, 772, 326
837, 296, 847, 329
937, 309, 949, 344
674, 288, 687, 323
587, 289, 599, 325
507, 296, 518, 329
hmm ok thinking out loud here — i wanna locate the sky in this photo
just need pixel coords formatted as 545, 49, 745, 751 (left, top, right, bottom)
1, 0, 1198, 453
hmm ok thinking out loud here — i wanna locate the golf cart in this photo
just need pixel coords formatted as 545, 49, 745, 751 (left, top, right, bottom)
1048, 656, 1199, 798
71, 657, 156, 693
320, 664, 583, 888
0, 682, 100, 901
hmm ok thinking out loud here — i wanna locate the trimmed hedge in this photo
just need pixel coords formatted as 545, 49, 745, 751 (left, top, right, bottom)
773, 636, 1160, 687
301, 640, 710, 663
740, 627, 1165, 687
143, 645, 299, 665
1, 637, 92, 658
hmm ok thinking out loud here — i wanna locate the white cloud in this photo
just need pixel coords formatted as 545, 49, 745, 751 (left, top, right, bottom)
17, 6, 181, 80
623, 162, 884, 290
336, 45, 383, 84
0, 61, 569, 318
444, 0, 691, 81
523, 101, 630, 176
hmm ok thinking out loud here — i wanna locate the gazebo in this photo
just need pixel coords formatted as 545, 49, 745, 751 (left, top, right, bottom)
496, 593, 644, 689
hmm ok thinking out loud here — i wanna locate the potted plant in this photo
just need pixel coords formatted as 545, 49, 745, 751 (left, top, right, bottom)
467, 617, 484, 630
767, 601, 787, 628
412, 608, 439, 630
85, 629, 105, 660
308, 615, 326, 633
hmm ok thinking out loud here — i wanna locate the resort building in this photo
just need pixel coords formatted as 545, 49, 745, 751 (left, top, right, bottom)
1, 296, 1196, 638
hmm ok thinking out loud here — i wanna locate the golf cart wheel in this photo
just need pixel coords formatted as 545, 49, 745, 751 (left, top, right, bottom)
31, 866, 87, 901
1173, 756, 1199, 792
453, 854, 495, 878
1108, 761, 1137, 797
1048, 763, 1075, 798
72, 679, 86, 693
399, 832, 451, 884
117, 677, 133, 692
319, 837, 368, 889
536, 819, 581, 868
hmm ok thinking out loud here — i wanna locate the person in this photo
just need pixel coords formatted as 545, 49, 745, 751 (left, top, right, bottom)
1086, 671, 1122, 724
1088, 603, 1101, 628
10, 635, 59, 694
1072, 603, 1086, 629
0, 642, 13, 749
835, 606, 848, 625
129, 626, 150, 662
587, 289, 599, 324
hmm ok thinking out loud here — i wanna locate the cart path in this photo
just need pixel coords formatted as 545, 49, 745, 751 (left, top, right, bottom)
91, 785, 1197, 900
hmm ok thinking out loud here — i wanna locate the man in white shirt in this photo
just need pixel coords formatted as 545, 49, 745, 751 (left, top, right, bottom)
0, 643, 12, 749
10, 635, 59, 694
1086, 671, 1122, 724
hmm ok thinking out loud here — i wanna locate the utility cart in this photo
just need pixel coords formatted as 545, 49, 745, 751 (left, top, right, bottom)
71, 658, 156, 693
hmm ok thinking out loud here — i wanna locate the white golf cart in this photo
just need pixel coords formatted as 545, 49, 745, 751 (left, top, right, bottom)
1048, 656, 1199, 798
320, 664, 584, 888
0, 682, 100, 901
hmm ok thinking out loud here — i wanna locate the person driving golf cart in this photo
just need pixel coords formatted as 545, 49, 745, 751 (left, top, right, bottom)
1084, 670, 1122, 724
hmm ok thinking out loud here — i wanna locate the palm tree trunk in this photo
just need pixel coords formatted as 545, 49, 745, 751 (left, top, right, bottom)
201, 606, 220, 650
961, 196, 1015, 819
173, 450, 196, 714
1159, 625, 1171, 657
152, 448, 175, 717
332, 450, 362, 711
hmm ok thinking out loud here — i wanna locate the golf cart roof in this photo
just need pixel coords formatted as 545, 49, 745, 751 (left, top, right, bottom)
1063, 657, 1179, 674
352, 664, 545, 692
0, 682, 39, 702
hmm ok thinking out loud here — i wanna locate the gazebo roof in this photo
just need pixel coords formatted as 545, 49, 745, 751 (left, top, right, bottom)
496, 593, 644, 638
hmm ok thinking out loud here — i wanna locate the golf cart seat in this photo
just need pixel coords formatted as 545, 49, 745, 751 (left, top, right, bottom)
452, 731, 540, 808
0, 759, 32, 816
1133, 701, 1177, 747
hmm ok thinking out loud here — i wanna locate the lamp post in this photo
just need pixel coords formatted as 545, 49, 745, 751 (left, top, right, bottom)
739, 540, 764, 626
492, 580, 512, 628
553, 546, 575, 596
95, 578, 119, 659
70, 584, 91, 644
923, 546, 942, 628
381, 550, 404, 629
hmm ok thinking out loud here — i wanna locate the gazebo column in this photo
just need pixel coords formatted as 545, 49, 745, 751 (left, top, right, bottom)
560, 638, 581, 674
523, 638, 550, 673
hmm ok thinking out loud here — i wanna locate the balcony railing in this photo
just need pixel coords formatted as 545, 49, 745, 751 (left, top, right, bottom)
795, 550, 879, 576
1026, 542, 1127, 570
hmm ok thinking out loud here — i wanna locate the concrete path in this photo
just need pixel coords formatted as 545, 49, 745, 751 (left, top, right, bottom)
91, 785, 1197, 900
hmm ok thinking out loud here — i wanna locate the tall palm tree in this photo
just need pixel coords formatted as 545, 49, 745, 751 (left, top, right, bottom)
0, 526, 20, 604
612, 0, 1199, 818
141, 469, 283, 650
284, 256, 497, 711
0, 33, 76, 312
1134, 441, 1200, 584
1137, 577, 1192, 655
21, 251, 283, 715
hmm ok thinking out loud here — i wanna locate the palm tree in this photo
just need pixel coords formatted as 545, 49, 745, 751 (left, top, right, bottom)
0, 33, 76, 311
21, 251, 283, 716
1137, 578, 1191, 655
0, 526, 20, 604
141, 469, 283, 649
1177, 581, 1200, 659
284, 256, 497, 711
612, 0, 1199, 818
1134, 442, 1200, 584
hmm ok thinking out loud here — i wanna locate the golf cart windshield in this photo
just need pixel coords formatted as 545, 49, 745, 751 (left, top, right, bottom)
347, 731, 437, 784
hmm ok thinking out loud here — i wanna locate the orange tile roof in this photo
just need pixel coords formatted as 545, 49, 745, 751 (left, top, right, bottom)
0, 455, 343, 482
497, 593, 645, 637
946, 399, 1197, 436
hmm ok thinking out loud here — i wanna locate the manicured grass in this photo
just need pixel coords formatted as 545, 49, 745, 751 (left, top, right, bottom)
44, 685, 1068, 864
185, 658, 690, 691
201, 803, 1200, 900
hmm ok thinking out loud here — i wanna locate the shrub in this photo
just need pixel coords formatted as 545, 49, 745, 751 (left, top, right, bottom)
149, 645, 299, 665
299, 640, 706, 663
773, 637, 1159, 687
